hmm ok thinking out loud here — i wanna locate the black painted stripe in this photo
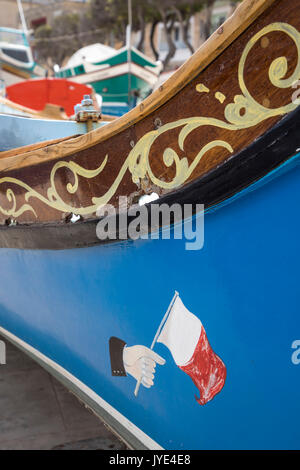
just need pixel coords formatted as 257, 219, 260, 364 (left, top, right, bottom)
0, 106, 299, 250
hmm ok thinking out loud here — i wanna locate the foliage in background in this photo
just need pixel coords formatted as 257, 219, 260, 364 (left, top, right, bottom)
34, 0, 240, 70
34, 13, 81, 67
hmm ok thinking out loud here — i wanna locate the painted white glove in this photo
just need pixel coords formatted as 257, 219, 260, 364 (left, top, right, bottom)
123, 345, 165, 388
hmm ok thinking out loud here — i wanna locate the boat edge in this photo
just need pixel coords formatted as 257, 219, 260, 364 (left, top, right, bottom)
0, 105, 299, 250
0, 325, 164, 451
0, 0, 277, 171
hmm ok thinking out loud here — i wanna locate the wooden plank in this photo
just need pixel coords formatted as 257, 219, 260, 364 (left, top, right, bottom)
0, 0, 298, 229
0, 0, 276, 172
0, 135, 78, 160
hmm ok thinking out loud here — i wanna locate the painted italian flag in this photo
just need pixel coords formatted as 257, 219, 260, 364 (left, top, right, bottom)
157, 296, 226, 405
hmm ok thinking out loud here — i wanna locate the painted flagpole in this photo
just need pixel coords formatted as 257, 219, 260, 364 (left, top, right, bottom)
134, 291, 179, 397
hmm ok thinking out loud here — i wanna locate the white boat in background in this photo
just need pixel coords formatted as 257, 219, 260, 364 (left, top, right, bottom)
0, 27, 45, 85
55, 43, 162, 116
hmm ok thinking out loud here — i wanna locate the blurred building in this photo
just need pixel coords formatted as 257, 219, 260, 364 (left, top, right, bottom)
24, 0, 88, 30
0, 0, 88, 30
140, 1, 238, 69
0, 0, 238, 70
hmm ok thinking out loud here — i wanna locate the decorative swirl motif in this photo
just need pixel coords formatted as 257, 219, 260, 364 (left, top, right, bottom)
127, 122, 234, 189
0, 22, 300, 220
225, 23, 300, 126
0, 160, 108, 217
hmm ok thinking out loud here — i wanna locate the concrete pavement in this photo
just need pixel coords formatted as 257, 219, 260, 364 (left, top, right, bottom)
0, 334, 127, 450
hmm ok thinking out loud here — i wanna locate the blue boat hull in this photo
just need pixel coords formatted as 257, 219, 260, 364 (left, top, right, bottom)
0, 156, 300, 449
0, 114, 107, 151
102, 102, 130, 117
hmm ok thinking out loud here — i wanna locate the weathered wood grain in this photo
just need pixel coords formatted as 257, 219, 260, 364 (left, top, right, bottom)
0, 0, 299, 228
0, 0, 276, 171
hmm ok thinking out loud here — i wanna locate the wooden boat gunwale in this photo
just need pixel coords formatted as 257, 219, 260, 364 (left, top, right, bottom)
0, 104, 298, 250
0, 0, 299, 251
0, 0, 276, 172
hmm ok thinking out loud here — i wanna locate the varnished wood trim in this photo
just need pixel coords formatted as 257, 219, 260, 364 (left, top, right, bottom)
1, 63, 31, 79
0, 107, 298, 250
0, 0, 276, 173
0, 135, 79, 160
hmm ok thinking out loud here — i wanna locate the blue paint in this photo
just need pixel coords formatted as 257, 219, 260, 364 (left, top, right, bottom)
102, 102, 130, 117
0, 114, 108, 151
0, 155, 300, 449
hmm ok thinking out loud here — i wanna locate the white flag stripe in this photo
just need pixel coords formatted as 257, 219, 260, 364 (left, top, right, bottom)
157, 296, 202, 367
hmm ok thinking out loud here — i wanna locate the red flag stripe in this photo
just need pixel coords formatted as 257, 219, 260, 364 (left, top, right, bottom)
179, 327, 226, 405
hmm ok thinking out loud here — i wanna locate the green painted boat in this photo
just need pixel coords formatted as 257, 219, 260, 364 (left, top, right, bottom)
55, 43, 162, 113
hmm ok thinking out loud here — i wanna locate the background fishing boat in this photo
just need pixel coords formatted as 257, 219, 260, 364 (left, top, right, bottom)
0, 94, 108, 152
55, 43, 162, 116
0, 26, 45, 85
0, 112, 107, 153
0, 0, 45, 86
5, 78, 96, 117
0, 0, 299, 450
